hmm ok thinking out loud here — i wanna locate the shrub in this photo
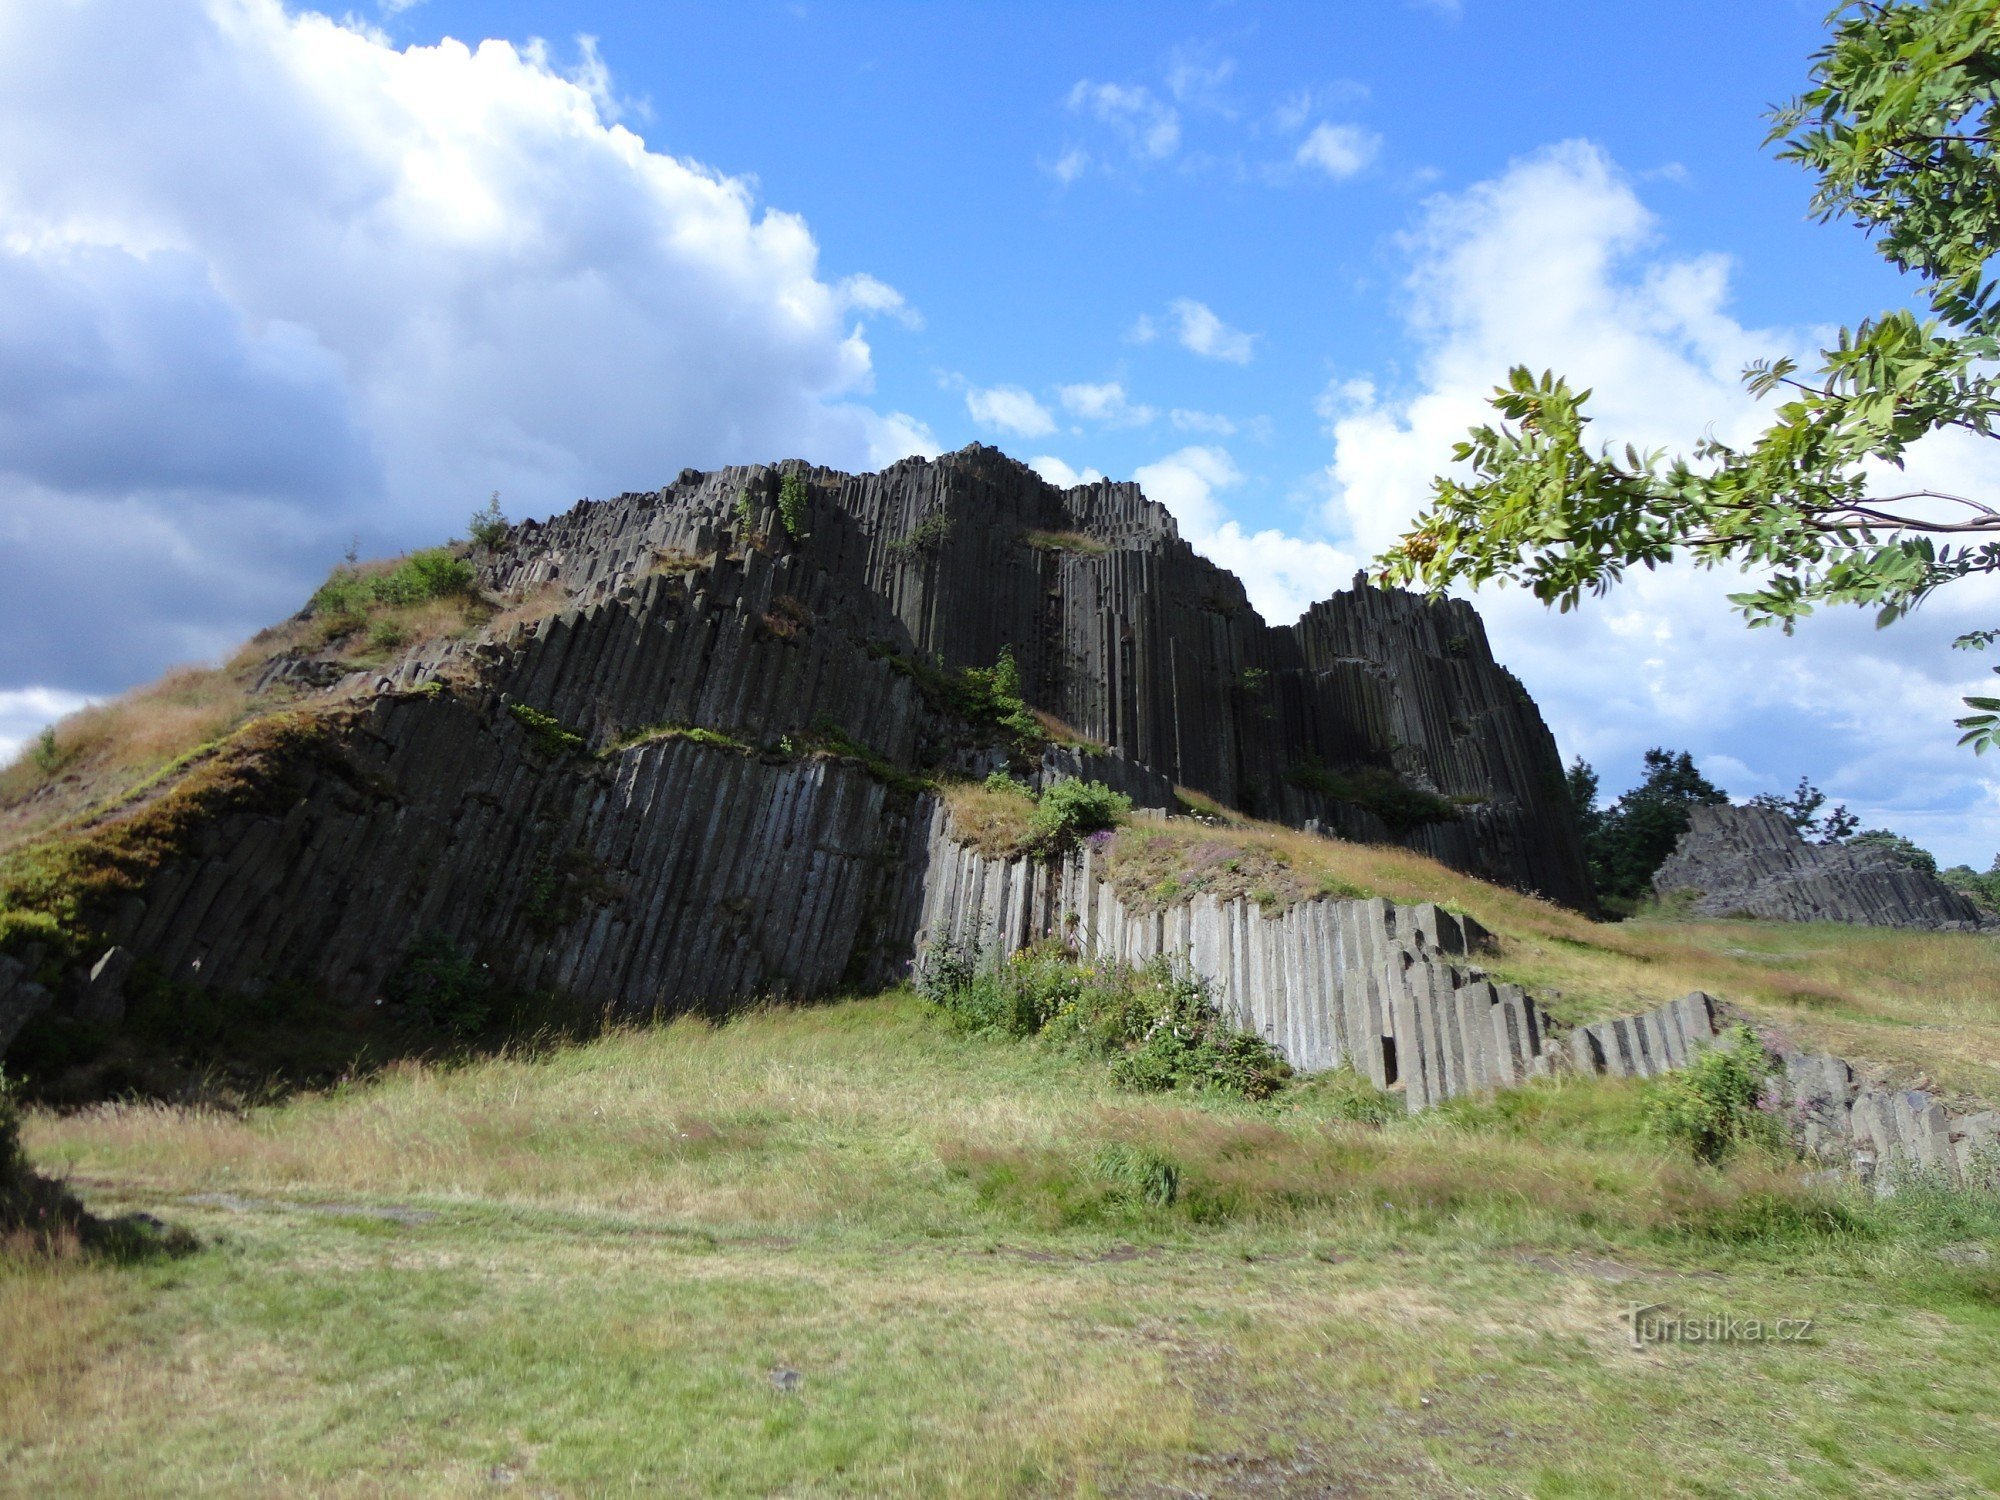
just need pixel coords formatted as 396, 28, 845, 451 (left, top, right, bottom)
921, 941, 1291, 1100
888, 511, 954, 557
1028, 779, 1131, 851
777, 471, 811, 539
29, 726, 60, 776
386, 932, 494, 1037
1644, 1025, 1783, 1164
310, 548, 476, 633
467, 492, 510, 549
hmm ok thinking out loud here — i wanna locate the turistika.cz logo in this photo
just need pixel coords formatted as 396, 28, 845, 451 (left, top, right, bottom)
1622, 1303, 1815, 1349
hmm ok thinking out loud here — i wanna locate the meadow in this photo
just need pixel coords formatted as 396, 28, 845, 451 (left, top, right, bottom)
6, 984, 1999, 1497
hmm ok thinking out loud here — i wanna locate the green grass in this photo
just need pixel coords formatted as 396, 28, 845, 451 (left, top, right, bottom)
7, 991, 2000, 1496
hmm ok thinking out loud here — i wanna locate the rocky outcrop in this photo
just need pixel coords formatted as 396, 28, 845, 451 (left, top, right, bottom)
0, 447, 1590, 1088
916, 809, 1716, 1112
490, 448, 1593, 905
1653, 803, 1990, 930
1781, 1050, 2000, 1191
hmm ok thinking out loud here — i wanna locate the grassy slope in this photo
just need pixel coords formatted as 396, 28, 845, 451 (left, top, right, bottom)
6, 993, 2000, 1497
948, 784, 2000, 1107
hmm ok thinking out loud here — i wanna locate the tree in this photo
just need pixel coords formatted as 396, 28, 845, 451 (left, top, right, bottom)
1574, 749, 1729, 903
468, 492, 510, 549
1379, 1, 2000, 750
1747, 775, 1859, 842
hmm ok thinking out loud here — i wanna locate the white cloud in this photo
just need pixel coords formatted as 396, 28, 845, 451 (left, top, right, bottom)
1318, 138, 2000, 865
1135, 446, 1356, 623
1066, 81, 1181, 161
0, 0, 919, 696
839, 273, 923, 330
1170, 408, 1237, 436
1029, 456, 1106, 488
964, 383, 1057, 438
1295, 122, 1381, 180
1046, 147, 1091, 185
1164, 46, 1235, 110
1057, 381, 1155, 428
1168, 298, 1257, 364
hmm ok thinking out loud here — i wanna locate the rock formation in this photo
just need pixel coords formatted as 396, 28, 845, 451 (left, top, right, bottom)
1653, 803, 1990, 931
918, 805, 1720, 1112
0, 446, 1592, 1091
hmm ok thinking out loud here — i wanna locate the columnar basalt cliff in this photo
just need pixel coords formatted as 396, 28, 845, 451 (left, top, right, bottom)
1654, 803, 1990, 931
916, 807, 1720, 1113
0, 447, 1591, 1092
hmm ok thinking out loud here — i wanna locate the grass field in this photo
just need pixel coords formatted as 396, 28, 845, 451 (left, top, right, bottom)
7, 991, 2000, 1497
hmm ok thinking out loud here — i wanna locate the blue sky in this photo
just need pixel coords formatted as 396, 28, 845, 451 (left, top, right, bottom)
3, 0, 1997, 866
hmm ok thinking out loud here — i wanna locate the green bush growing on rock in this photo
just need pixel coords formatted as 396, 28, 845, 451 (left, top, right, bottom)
1643, 1025, 1782, 1164
387, 933, 495, 1038
916, 939, 1291, 1100
1028, 779, 1131, 851
777, 472, 811, 540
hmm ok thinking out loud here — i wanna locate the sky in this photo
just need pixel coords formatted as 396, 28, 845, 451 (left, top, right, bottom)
3, 0, 1998, 866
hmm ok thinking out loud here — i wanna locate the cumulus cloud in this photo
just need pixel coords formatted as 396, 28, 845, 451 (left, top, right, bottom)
1029, 455, 1106, 488
1135, 446, 1357, 624
1057, 381, 1155, 428
1295, 122, 1382, 180
964, 383, 1058, 438
1066, 81, 1181, 161
1319, 139, 2000, 863
1167, 298, 1257, 363
0, 0, 925, 721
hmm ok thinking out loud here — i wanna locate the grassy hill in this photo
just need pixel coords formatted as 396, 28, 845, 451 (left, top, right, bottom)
6, 989, 2000, 1496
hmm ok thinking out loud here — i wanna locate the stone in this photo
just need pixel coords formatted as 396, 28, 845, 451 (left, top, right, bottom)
1654, 804, 1990, 931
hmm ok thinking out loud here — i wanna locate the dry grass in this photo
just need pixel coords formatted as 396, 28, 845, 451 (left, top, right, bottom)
11, 993, 2000, 1494
1031, 709, 1108, 754
939, 787, 2000, 1106
1022, 530, 1111, 556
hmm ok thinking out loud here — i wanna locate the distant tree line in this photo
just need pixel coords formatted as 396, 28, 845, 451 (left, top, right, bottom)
1565, 750, 2000, 915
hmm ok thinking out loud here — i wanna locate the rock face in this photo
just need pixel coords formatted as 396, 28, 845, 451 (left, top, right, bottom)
1653, 803, 1989, 931
917, 806, 1719, 1111
1781, 1051, 2000, 1191
0, 447, 1590, 1085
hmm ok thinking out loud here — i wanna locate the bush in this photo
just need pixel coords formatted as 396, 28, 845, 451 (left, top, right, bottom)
920, 940, 1291, 1100
1028, 779, 1132, 851
467, 492, 510, 549
311, 548, 476, 630
777, 472, 811, 539
29, 726, 60, 776
1643, 1025, 1782, 1164
387, 933, 494, 1037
